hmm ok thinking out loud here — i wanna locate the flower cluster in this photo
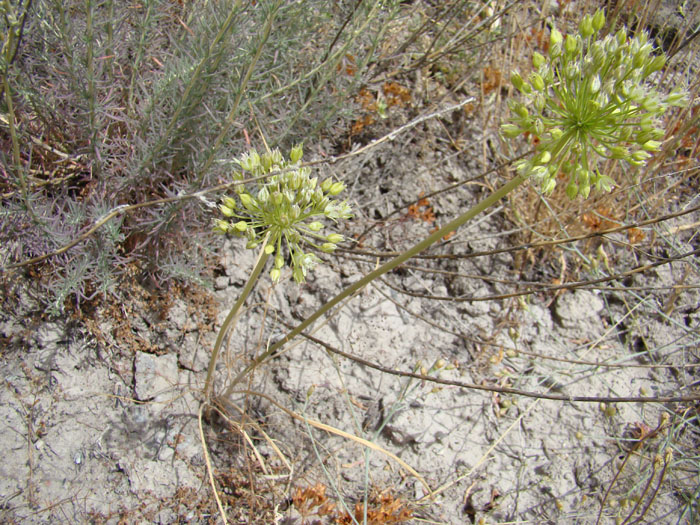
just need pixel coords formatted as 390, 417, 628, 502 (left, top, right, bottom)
214, 145, 352, 283
502, 9, 687, 199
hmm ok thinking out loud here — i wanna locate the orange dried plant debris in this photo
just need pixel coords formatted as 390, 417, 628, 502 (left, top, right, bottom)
292, 483, 336, 518
335, 490, 413, 524
581, 206, 620, 232
481, 66, 503, 95
627, 227, 645, 245
357, 88, 377, 111
407, 194, 436, 224
350, 114, 376, 136
382, 82, 411, 107
337, 53, 357, 76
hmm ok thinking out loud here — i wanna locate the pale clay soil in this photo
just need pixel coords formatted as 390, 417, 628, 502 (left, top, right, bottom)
1, 1, 699, 524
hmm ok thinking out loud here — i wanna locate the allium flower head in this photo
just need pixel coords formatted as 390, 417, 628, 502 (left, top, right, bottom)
502, 9, 687, 199
214, 145, 352, 283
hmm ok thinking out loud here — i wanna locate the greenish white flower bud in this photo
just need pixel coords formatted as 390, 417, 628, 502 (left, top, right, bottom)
501, 124, 522, 138
289, 144, 303, 164
213, 219, 230, 234
223, 196, 237, 210
642, 140, 661, 151
219, 204, 235, 217
530, 73, 545, 92
532, 52, 545, 69
592, 9, 605, 32
579, 15, 594, 38
321, 243, 336, 253
234, 220, 248, 232
550, 27, 563, 48
565, 34, 578, 55
239, 193, 256, 211
308, 221, 323, 231
329, 182, 345, 196
326, 233, 344, 244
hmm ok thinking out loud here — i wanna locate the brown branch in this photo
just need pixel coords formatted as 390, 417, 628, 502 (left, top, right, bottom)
276, 320, 700, 404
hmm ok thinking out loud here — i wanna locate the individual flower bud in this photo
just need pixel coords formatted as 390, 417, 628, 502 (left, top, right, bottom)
644, 54, 665, 75
289, 204, 301, 220
307, 221, 324, 231
530, 72, 545, 92
579, 15, 593, 38
642, 95, 660, 113
596, 174, 615, 192
542, 178, 557, 194
642, 140, 662, 151
501, 124, 522, 138
609, 145, 629, 159
239, 192, 256, 210
550, 127, 563, 140
326, 233, 344, 244
271, 149, 283, 166
261, 152, 273, 172
592, 9, 605, 32
213, 219, 230, 234
665, 90, 687, 106
579, 182, 591, 199
234, 220, 248, 232
289, 143, 303, 164
510, 71, 525, 91
320, 178, 333, 193
508, 99, 529, 119
321, 243, 336, 253
275, 253, 284, 268
592, 42, 606, 67
257, 186, 270, 203
219, 204, 235, 217
329, 182, 345, 196
565, 180, 579, 200
223, 196, 237, 210
264, 244, 275, 255
616, 28, 627, 46
631, 150, 651, 162
270, 268, 281, 282
565, 34, 578, 55
532, 51, 546, 69
550, 27, 563, 48
536, 151, 552, 165
590, 74, 601, 94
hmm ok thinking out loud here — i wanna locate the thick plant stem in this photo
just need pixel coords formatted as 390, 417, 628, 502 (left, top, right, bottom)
224, 173, 528, 397
203, 238, 271, 400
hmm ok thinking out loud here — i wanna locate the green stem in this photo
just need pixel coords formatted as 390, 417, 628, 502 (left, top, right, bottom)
203, 236, 271, 399
223, 173, 528, 397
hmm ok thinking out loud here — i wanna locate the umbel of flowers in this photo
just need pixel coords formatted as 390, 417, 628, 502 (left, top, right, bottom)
214, 145, 352, 283
502, 9, 687, 199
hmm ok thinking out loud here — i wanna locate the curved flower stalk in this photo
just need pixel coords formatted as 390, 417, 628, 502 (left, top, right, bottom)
502, 9, 687, 199
204, 145, 351, 399
214, 145, 352, 283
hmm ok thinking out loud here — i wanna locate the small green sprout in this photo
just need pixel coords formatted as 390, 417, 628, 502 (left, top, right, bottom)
502, 9, 687, 198
215, 145, 352, 283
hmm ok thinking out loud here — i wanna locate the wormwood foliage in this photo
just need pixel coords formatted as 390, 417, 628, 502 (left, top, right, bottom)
214, 146, 352, 283
502, 9, 687, 199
